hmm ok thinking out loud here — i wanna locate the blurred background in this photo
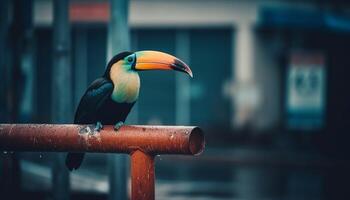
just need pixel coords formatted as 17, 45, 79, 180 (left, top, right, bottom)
1, 0, 350, 199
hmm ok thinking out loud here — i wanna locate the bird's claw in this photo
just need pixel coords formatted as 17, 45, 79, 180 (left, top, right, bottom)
114, 121, 124, 132
94, 121, 103, 132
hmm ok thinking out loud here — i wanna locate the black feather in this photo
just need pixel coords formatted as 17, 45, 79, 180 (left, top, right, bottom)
65, 153, 84, 171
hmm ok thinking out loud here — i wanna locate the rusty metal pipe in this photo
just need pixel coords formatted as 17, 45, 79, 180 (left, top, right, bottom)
0, 124, 205, 200
0, 124, 205, 155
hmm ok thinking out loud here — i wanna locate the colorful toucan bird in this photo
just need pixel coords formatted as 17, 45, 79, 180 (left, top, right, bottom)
65, 50, 192, 170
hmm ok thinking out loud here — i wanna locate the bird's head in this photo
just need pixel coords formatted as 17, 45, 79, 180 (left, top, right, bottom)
105, 50, 193, 78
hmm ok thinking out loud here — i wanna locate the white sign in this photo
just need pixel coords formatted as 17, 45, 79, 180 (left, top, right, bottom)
286, 52, 326, 129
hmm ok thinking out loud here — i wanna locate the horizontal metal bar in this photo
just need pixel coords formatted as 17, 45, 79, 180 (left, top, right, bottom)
0, 124, 205, 155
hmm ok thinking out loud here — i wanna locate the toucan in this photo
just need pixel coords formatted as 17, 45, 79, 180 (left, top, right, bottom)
65, 50, 193, 170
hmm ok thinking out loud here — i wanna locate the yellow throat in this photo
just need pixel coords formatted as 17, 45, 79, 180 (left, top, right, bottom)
109, 63, 140, 103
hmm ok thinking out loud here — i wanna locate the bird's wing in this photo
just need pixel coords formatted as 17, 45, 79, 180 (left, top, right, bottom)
74, 78, 113, 123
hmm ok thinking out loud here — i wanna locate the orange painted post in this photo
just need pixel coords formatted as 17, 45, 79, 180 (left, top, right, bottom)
131, 150, 155, 200
0, 124, 205, 200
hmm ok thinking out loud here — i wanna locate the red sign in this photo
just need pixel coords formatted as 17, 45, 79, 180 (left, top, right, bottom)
69, 2, 110, 23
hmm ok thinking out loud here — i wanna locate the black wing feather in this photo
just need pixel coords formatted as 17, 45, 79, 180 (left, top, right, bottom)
74, 78, 113, 123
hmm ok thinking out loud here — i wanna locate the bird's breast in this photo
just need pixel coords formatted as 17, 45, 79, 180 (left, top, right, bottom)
111, 72, 140, 103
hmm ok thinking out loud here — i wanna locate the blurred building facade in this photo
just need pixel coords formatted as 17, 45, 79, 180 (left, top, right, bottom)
29, 0, 350, 132
2, 0, 350, 199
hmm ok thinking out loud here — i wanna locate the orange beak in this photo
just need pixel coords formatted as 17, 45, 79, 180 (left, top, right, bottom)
134, 51, 193, 78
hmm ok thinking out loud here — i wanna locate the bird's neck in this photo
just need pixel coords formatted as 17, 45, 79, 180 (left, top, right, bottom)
110, 67, 140, 103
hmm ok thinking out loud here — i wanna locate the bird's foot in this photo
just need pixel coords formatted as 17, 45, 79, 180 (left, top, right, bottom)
94, 121, 103, 132
114, 121, 124, 132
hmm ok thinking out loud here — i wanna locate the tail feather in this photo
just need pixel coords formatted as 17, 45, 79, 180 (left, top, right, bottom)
65, 153, 85, 171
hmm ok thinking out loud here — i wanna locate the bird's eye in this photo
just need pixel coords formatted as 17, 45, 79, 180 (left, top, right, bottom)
127, 57, 133, 63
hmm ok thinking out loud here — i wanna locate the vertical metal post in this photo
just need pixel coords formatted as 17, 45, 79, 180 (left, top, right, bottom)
74, 28, 88, 108
0, 0, 9, 122
11, 0, 35, 122
52, 0, 71, 200
107, 0, 130, 60
131, 150, 155, 200
9, 0, 25, 122
3, 0, 33, 198
107, 0, 130, 200
18, 0, 35, 122
52, 0, 73, 123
